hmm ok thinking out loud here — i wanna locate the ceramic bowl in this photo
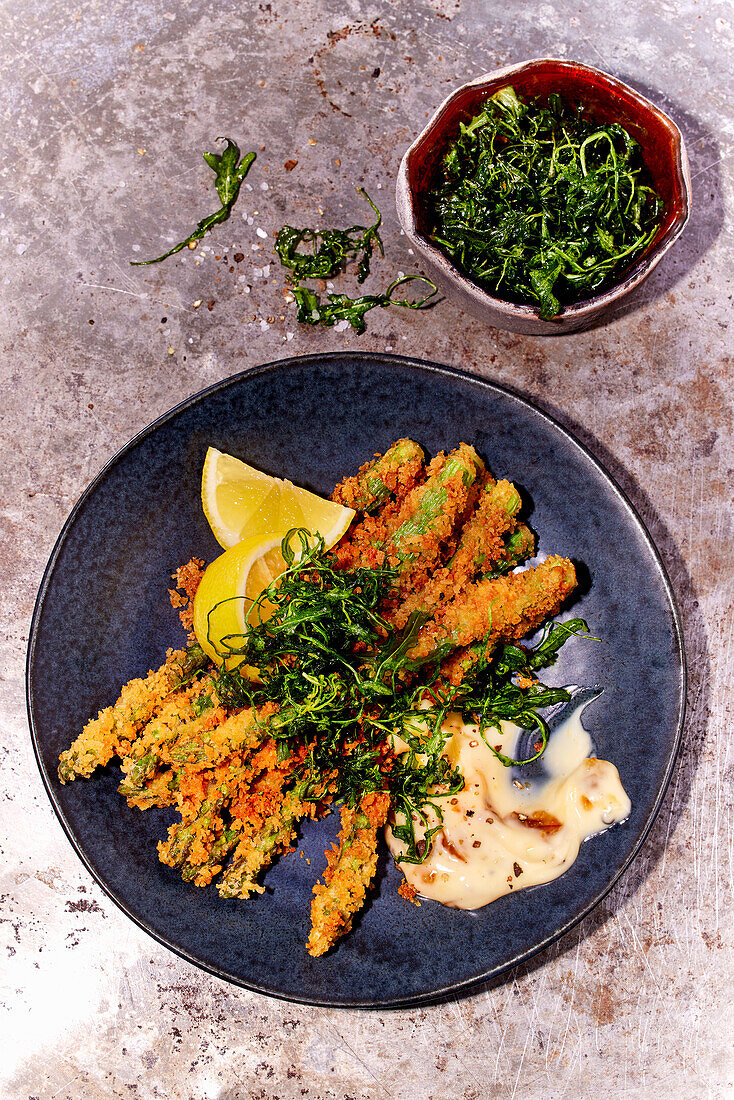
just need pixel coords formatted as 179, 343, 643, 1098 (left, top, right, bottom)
396, 58, 691, 335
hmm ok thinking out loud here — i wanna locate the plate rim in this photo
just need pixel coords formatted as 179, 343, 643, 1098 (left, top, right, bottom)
26, 352, 687, 1008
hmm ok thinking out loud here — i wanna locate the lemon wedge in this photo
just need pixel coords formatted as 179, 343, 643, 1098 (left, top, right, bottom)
201, 447, 355, 551
194, 449, 356, 668
192, 532, 288, 669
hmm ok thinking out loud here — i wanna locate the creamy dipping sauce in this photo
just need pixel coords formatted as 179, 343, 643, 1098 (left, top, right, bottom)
386, 703, 630, 909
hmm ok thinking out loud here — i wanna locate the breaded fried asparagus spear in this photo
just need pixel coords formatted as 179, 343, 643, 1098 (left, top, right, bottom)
306, 791, 390, 957
438, 554, 574, 686
181, 827, 239, 885
162, 735, 307, 888
391, 479, 527, 627
388, 444, 483, 561
120, 703, 261, 808
164, 706, 259, 770
332, 439, 425, 513
381, 444, 484, 589
157, 759, 257, 877
158, 797, 224, 870
58, 643, 209, 783
217, 788, 312, 899
409, 556, 577, 665
502, 524, 535, 568
451, 479, 524, 573
117, 674, 220, 800
156, 718, 276, 867
329, 441, 427, 572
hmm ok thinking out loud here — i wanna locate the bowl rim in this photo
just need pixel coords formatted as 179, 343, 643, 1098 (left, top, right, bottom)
396, 57, 692, 323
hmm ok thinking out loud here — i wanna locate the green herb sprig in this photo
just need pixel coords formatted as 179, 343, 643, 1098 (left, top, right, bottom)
429, 86, 663, 318
131, 137, 256, 265
275, 190, 439, 333
290, 274, 439, 335
456, 618, 593, 767
208, 530, 591, 863
275, 188, 384, 283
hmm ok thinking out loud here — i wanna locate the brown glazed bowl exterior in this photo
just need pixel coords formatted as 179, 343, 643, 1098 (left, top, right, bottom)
396, 58, 691, 335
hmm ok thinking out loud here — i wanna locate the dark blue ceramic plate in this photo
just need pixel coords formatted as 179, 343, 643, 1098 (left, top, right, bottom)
27, 354, 685, 1007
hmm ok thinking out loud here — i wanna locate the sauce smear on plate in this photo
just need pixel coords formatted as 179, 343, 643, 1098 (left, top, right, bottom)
387, 703, 631, 909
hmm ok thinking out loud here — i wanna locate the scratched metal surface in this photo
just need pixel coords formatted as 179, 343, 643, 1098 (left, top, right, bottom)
1, 0, 732, 1096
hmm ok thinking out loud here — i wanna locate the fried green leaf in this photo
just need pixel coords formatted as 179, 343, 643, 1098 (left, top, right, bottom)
275, 188, 383, 283
131, 138, 256, 265
291, 274, 438, 335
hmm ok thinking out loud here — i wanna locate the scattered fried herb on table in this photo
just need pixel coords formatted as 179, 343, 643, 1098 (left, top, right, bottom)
275, 187, 384, 283
275, 189, 438, 333
290, 274, 439, 335
209, 529, 592, 864
428, 85, 663, 319
131, 137, 256, 265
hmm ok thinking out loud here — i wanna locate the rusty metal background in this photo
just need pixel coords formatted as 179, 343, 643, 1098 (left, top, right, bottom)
1, 0, 732, 1096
